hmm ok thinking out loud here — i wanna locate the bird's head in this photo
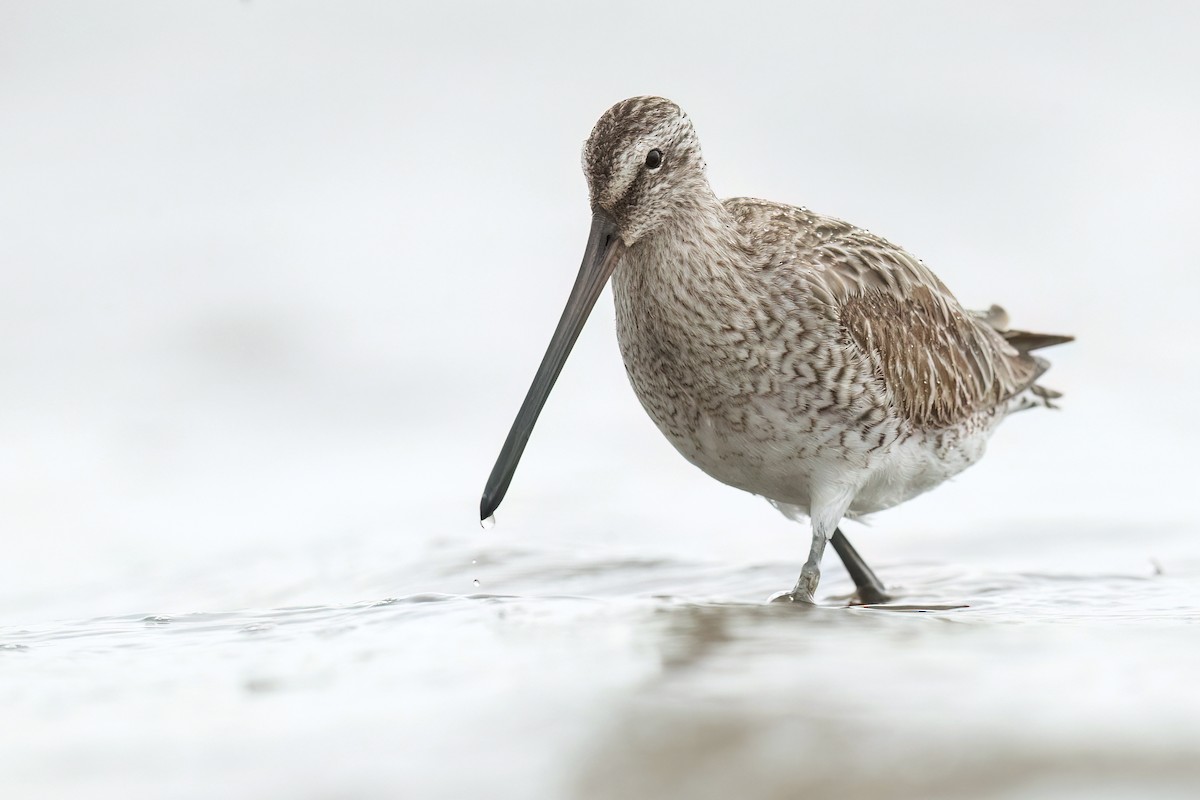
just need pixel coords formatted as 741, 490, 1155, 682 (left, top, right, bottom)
582, 96, 708, 246
480, 96, 707, 521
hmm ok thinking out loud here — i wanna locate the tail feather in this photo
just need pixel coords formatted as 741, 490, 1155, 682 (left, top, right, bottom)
971, 304, 1073, 411
1002, 330, 1075, 354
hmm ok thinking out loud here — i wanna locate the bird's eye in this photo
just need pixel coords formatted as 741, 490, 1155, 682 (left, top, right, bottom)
645, 149, 663, 170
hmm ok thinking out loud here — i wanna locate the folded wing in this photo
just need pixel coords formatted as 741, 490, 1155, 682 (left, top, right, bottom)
813, 230, 1070, 429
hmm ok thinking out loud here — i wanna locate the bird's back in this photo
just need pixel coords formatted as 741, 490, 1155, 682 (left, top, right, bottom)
612, 194, 1070, 514
723, 197, 1068, 432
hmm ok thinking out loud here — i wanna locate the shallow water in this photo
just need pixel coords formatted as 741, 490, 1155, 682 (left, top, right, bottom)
4, 2, 1200, 798
5, 520, 1199, 800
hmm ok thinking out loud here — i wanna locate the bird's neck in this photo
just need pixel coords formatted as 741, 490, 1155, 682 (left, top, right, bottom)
623, 187, 750, 296
613, 186, 762, 345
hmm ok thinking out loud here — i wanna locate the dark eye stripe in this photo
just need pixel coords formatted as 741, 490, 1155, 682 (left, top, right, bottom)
645, 149, 663, 169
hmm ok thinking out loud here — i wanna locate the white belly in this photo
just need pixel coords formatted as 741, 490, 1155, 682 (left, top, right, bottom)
645, 388, 1004, 520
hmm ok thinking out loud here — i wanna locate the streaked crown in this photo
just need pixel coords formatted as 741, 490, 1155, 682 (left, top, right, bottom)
581, 96, 708, 244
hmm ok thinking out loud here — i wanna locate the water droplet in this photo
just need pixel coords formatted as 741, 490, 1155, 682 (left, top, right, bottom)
481, 514, 496, 530
472, 579, 481, 588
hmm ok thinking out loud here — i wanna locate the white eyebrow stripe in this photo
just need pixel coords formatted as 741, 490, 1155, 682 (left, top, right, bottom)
600, 115, 691, 206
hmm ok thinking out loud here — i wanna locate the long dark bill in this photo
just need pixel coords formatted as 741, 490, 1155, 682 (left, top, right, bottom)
479, 210, 625, 521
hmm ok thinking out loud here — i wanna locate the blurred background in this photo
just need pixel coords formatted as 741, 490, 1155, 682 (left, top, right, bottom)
3, 2, 1198, 798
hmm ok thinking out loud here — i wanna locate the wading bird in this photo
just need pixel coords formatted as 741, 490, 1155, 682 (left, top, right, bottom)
480, 97, 1070, 604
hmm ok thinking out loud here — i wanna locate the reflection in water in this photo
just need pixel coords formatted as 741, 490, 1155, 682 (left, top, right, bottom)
572, 577, 1200, 800
3, 546, 1199, 799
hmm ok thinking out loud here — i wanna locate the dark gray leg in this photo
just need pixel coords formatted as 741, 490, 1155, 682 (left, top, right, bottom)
830, 528, 891, 604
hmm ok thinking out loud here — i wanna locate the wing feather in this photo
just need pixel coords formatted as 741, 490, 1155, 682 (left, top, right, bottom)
721, 198, 1070, 429
815, 231, 1044, 429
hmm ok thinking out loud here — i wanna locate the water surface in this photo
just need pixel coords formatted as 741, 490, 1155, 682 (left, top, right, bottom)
5, 521, 1198, 800
4, 3, 1199, 798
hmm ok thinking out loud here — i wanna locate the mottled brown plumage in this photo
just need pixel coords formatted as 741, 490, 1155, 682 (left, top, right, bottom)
481, 96, 1072, 604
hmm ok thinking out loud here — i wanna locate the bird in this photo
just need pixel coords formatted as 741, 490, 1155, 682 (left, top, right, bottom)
480, 96, 1071, 604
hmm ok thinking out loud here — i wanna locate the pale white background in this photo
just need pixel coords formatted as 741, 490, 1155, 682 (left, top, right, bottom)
4, 2, 1195, 610
2, 3, 1199, 797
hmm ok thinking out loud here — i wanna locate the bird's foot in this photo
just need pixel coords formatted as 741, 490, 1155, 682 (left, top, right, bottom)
853, 585, 893, 605
768, 589, 816, 605
770, 566, 821, 605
